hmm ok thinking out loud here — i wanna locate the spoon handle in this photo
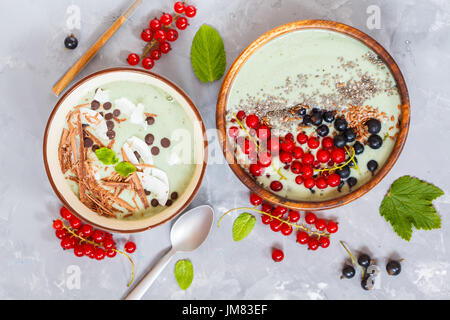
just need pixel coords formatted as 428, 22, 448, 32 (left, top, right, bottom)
125, 247, 177, 300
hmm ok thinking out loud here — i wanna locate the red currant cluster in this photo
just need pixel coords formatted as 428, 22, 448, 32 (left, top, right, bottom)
229, 110, 355, 192
249, 193, 338, 253
127, 1, 197, 69
54, 207, 136, 260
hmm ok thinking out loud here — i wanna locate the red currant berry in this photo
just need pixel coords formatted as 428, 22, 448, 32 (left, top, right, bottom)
185, 5, 197, 17
154, 30, 166, 42
150, 49, 161, 60
69, 217, 82, 229
326, 221, 339, 233
245, 114, 259, 129
279, 151, 292, 164
60, 207, 73, 220
261, 214, 272, 225
267, 136, 280, 155
319, 236, 330, 248
315, 177, 328, 189
174, 1, 185, 13
53, 219, 63, 230
258, 151, 272, 167
303, 177, 315, 189
55, 229, 67, 239
261, 203, 272, 213
79, 224, 93, 237
103, 238, 115, 250
322, 136, 334, 149
106, 249, 117, 258
160, 13, 173, 25
285, 133, 294, 141
297, 132, 308, 144
305, 212, 317, 224
272, 206, 286, 218
142, 57, 154, 69
166, 29, 178, 42
228, 126, 239, 138
281, 224, 293, 236
331, 148, 346, 163
60, 236, 72, 250
315, 219, 327, 231
74, 244, 85, 257
249, 163, 263, 176
159, 41, 171, 54
308, 237, 320, 250
236, 110, 246, 120
302, 153, 315, 165
272, 249, 284, 262
292, 146, 304, 159
94, 247, 106, 260
296, 231, 309, 244
124, 241, 136, 253
295, 175, 303, 185
316, 149, 330, 163
300, 165, 314, 178
176, 17, 188, 30
256, 125, 271, 141
291, 161, 302, 174
308, 137, 320, 149
327, 173, 341, 188
288, 210, 300, 222
141, 28, 153, 42
127, 53, 140, 66
92, 230, 105, 243
149, 19, 161, 31
83, 243, 94, 256
280, 139, 294, 152
270, 181, 283, 192
249, 193, 262, 206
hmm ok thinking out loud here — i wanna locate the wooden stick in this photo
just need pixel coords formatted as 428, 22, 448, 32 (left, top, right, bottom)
52, 0, 143, 96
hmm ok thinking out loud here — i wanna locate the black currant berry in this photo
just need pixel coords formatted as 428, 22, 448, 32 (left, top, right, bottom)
311, 111, 323, 126
298, 107, 307, 116
361, 276, 375, 291
342, 265, 356, 279
322, 111, 335, 123
302, 115, 312, 126
334, 117, 348, 132
336, 166, 350, 179
64, 34, 78, 49
367, 160, 378, 172
353, 141, 364, 155
386, 260, 401, 276
366, 118, 381, 134
368, 134, 383, 149
333, 135, 347, 148
347, 177, 357, 188
358, 254, 371, 268
316, 124, 329, 137
347, 157, 358, 167
344, 128, 356, 142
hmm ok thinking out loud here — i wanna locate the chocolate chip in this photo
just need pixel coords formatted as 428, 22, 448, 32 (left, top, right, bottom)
91, 100, 100, 110
99, 112, 104, 117
146, 116, 155, 125
103, 102, 112, 110
166, 199, 173, 207
144, 189, 151, 196
161, 138, 171, 148
113, 109, 121, 117
145, 134, 154, 145
104, 113, 113, 120
170, 192, 178, 200
151, 146, 160, 155
92, 144, 99, 152
106, 120, 114, 130
151, 199, 159, 207
83, 137, 93, 148
106, 130, 115, 139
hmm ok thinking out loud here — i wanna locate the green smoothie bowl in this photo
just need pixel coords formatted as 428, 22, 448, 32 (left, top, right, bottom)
44, 68, 207, 233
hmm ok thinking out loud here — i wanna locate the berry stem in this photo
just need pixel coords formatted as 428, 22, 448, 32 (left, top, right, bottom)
61, 223, 135, 287
314, 147, 356, 174
218, 207, 330, 238
339, 241, 365, 278
141, 40, 157, 59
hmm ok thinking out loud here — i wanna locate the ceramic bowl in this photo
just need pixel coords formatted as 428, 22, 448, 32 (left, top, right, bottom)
44, 68, 207, 232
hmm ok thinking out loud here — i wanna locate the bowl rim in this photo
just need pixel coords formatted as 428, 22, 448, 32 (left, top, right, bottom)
43, 67, 208, 232
216, 19, 410, 210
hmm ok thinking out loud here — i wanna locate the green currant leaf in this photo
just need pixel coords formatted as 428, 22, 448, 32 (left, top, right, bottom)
175, 259, 194, 290
114, 161, 136, 178
95, 147, 119, 165
232, 213, 256, 241
190, 24, 226, 83
380, 176, 444, 241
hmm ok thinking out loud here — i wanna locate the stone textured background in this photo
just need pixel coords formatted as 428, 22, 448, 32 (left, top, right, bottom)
0, 0, 449, 299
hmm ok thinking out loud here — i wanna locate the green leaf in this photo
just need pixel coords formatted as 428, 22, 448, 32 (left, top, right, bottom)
95, 147, 119, 165
380, 176, 444, 241
232, 213, 256, 241
175, 259, 194, 290
191, 24, 226, 83
114, 161, 136, 178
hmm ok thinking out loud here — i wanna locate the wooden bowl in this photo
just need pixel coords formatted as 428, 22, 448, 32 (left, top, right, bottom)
216, 20, 410, 210
44, 68, 208, 232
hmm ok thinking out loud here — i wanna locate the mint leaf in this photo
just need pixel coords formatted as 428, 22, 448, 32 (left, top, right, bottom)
114, 161, 136, 178
380, 176, 444, 241
95, 147, 119, 165
191, 24, 226, 83
232, 213, 256, 241
175, 259, 193, 290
